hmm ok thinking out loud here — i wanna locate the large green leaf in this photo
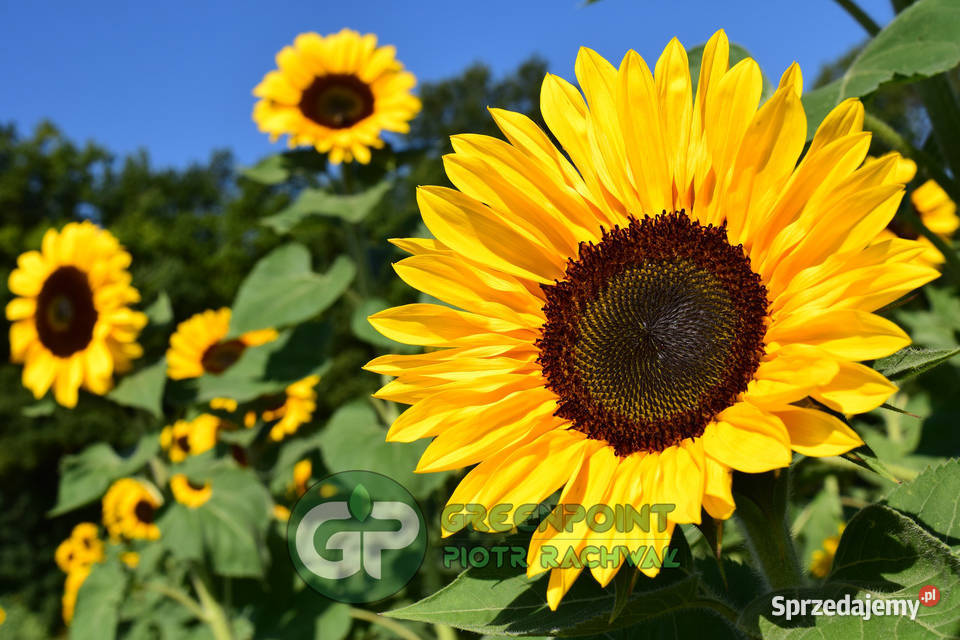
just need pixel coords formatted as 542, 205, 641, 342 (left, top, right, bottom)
161, 462, 272, 578
318, 400, 449, 499
874, 346, 960, 382
262, 180, 392, 232
384, 561, 734, 637
193, 323, 331, 403
50, 434, 159, 516
739, 505, 960, 638
106, 358, 167, 417
802, 0, 960, 138
71, 561, 129, 640
885, 458, 960, 551
229, 243, 355, 335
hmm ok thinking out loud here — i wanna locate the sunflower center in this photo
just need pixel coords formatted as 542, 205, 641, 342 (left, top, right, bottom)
186, 478, 208, 492
201, 340, 246, 374
538, 211, 768, 457
299, 74, 375, 129
175, 435, 191, 453
36, 266, 97, 357
133, 500, 155, 524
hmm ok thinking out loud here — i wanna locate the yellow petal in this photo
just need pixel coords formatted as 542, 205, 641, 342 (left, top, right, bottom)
775, 406, 863, 457
702, 456, 735, 520
766, 309, 909, 360
368, 303, 530, 348
417, 186, 563, 284
813, 361, 897, 414
700, 403, 792, 473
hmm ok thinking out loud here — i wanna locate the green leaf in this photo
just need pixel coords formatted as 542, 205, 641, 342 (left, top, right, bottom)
50, 434, 160, 516
193, 322, 331, 403
688, 42, 774, 102
229, 243, 355, 335
739, 505, 960, 638
21, 398, 55, 417
262, 181, 392, 232
318, 400, 449, 499
874, 346, 960, 382
885, 458, 960, 551
241, 155, 289, 185
348, 484, 372, 522
802, 0, 960, 138
384, 563, 721, 637
161, 462, 272, 578
71, 561, 129, 640
144, 292, 173, 326
106, 358, 167, 418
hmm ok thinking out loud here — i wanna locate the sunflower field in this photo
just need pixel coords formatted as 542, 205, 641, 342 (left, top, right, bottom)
2, 1, 960, 639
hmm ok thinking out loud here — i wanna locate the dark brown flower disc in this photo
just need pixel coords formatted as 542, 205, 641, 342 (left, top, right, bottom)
299, 74, 375, 129
537, 211, 768, 457
35, 266, 98, 357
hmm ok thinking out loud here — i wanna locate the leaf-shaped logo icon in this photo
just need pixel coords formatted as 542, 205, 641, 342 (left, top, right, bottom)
348, 483, 372, 522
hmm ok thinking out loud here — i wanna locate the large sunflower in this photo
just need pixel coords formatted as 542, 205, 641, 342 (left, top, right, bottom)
165, 308, 276, 380
253, 28, 421, 164
7, 222, 147, 407
367, 31, 940, 609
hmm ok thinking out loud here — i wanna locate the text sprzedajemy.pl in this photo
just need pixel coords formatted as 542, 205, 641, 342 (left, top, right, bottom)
771, 594, 921, 621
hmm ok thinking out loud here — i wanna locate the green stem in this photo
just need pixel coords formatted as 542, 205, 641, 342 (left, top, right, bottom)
340, 163, 372, 296
833, 0, 881, 35
191, 569, 233, 640
140, 582, 206, 620
348, 607, 425, 640
862, 111, 960, 286
435, 624, 458, 640
733, 469, 803, 590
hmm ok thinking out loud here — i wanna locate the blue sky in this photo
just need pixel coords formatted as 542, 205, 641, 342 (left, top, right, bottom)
0, 0, 894, 169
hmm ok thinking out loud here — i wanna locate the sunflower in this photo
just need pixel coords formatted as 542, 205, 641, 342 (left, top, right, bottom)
253, 28, 421, 164
54, 522, 104, 573
810, 524, 845, 578
170, 473, 213, 508
160, 414, 221, 462
262, 375, 321, 441
877, 157, 958, 266
6, 221, 147, 407
165, 308, 276, 380
366, 30, 939, 609
102, 478, 161, 541
62, 565, 90, 624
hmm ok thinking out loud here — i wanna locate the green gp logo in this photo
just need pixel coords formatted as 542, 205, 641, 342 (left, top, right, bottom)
287, 470, 427, 603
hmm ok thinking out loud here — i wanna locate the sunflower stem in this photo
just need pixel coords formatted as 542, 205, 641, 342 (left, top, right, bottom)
340, 163, 372, 296
191, 568, 234, 640
862, 111, 960, 286
733, 469, 803, 590
833, 0, 881, 35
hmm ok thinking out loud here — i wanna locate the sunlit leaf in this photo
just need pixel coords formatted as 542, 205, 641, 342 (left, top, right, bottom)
802, 0, 960, 137
49, 434, 159, 516
106, 358, 167, 418
874, 346, 960, 382
229, 243, 355, 335
262, 180, 392, 233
